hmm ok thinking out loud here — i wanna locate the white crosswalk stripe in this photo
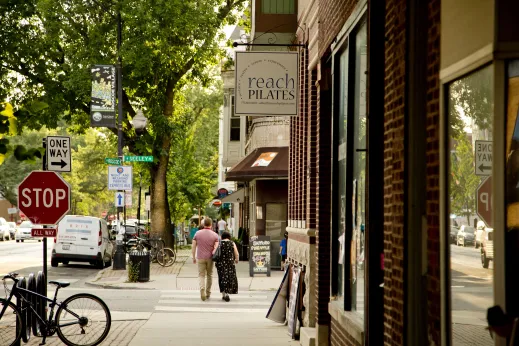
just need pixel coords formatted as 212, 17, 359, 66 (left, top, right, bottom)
154, 289, 275, 313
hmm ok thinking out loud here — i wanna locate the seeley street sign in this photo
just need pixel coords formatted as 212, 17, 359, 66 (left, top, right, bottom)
46, 136, 71, 172
124, 155, 153, 162
475, 140, 492, 176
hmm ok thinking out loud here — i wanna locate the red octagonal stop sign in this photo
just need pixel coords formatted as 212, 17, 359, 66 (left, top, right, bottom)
18, 171, 71, 225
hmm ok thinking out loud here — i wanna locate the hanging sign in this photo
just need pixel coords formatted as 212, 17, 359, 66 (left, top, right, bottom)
90, 65, 116, 128
249, 235, 271, 277
235, 51, 299, 116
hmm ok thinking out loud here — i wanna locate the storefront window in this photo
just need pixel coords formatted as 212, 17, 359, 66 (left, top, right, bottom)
447, 65, 494, 345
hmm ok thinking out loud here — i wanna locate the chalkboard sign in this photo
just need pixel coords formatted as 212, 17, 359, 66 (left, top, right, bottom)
249, 235, 271, 277
288, 265, 301, 339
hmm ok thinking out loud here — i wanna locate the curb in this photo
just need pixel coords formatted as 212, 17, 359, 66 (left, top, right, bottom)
84, 280, 156, 290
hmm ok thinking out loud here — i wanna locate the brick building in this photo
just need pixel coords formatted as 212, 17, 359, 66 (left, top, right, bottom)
231, 0, 519, 345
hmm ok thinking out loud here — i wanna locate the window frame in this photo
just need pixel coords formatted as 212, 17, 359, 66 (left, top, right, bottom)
330, 15, 367, 312
261, 0, 295, 14
229, 95, 240, 141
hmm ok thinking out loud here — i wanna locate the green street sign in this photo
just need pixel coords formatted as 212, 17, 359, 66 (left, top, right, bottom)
124, 155, 154, 162
105, 158, 122, 165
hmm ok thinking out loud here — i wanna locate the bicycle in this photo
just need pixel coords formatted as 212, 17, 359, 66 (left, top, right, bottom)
0, 273, 111, 346
135, 236, 176, 267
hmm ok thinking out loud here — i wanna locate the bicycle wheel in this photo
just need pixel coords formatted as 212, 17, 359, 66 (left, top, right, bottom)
0, 298, 23, 346
157, 247, 176, 267
55, 293, 111, 346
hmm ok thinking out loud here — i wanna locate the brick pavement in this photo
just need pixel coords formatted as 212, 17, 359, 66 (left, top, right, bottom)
24, 320, 147, 346
452, 323, 493, 346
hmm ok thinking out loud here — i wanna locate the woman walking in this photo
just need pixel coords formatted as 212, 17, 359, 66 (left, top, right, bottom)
215, 231, 239, 301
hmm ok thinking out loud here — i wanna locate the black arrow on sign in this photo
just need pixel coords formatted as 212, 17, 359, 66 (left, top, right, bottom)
51, 159, 67, 169
478, 164, 491, 172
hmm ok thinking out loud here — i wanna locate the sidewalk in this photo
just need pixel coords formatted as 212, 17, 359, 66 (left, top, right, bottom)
86, 247, 285, 291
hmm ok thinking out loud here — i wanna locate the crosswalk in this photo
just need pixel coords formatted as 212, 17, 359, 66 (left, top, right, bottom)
154, 289, 275, 313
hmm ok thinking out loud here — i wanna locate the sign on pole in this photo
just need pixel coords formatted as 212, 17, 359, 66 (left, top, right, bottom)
32, 227, 57, 238
144, 194, 151, 211
477, 176, 492, 227
46, 136, 71, 172
125, 190, 132, 207
18, 171, 71, 225
475, 140, 492, 176
115, 192, 124, 207
108, 166, 133, 190
124, 155, 153, 162
7, 208, 17, 214
234, 51, 299, 116
105, 157, 122, 165
91, 65, 116, 128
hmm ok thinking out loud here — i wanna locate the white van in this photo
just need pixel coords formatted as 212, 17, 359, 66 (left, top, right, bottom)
51, 215, 114, 268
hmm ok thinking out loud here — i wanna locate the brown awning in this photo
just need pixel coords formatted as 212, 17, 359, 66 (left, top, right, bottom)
225, 146, 288, 181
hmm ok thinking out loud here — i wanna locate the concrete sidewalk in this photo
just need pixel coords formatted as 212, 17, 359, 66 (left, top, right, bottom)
86, 246, 285, 291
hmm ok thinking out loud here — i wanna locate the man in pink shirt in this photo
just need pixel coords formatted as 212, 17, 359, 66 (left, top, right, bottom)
192, 218, 219, 301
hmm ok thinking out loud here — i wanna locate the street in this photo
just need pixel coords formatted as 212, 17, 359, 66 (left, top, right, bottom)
450, 244, 493, 346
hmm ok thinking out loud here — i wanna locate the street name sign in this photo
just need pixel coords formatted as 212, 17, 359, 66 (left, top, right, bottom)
477, 176, 492, 227
18, 171, 71, 225
105, 158, 122, 165
108, 166, 133, 191
7, 208, 17, 214
115, 192, 124, 207
475, 140, 492, 176
124, 155, 153, 162
46, 136, 71, 172
32, 227, 57, 238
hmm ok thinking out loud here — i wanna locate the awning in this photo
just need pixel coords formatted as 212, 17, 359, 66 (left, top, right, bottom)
221, 188, 245, 203
225, 146, 288, 181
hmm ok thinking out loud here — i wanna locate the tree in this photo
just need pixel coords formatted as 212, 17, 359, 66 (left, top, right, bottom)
450, 134, 481, 223
0, 0, 245, 245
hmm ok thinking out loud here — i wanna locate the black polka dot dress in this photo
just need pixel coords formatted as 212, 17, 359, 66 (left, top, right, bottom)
216, 240, 238, 294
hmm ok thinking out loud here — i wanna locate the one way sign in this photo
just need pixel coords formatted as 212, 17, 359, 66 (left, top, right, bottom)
46, 136, 71, 172
115, 192, 124, 207
475, 140, 492, 176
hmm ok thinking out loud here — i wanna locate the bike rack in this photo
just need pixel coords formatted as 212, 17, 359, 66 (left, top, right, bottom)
13, 271, 46, 345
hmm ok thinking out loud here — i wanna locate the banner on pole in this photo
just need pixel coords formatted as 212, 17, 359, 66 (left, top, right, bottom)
90, 65, 116, 128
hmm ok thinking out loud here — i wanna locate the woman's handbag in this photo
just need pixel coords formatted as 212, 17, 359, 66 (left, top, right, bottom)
212, 237, 222, 262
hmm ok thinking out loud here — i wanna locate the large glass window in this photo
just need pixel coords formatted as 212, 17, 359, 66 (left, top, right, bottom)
332, 19, 366, 313
230, 96, 240, 141
447, 65, 494, 345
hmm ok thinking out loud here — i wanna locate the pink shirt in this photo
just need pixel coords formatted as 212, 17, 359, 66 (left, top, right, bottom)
193, 228, 219, 260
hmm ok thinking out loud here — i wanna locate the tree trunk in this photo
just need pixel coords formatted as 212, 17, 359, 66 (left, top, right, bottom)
150, 133, 174, 247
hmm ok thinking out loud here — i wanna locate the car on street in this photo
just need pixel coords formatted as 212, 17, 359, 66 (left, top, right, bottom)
52, 215, 114, 268
456, 225, 475, 247
15, 220, 41, 242
475, 221, 486, 249
0, 217, 11, 241
481, 227, 494, 268
7, 222, 16, 240
450, 227, 459, 244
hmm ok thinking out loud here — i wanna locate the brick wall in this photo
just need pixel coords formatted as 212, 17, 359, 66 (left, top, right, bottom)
307, 69, 318, 229
425, 0, 441, 345
383, 0, 407, 345
331, 319, 362, 346
316, 62, 332, 328
319, 0, 358, 58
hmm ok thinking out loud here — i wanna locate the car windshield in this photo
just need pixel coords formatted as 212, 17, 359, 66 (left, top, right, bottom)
20, 221, 33, 228
463, 226, 475, 233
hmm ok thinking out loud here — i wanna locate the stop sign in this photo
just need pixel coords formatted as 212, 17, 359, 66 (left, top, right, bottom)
18, 171, 71, 225
477, 176, 492, 227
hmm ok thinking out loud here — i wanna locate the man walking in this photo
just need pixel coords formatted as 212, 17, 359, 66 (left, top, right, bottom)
192, 218, 219, 301
217, 218, 227, 236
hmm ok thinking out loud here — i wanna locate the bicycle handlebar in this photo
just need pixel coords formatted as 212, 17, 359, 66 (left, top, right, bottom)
2, 272, 19, 281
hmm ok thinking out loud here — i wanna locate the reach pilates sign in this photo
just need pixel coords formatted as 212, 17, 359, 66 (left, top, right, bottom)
235, 51, 299, 116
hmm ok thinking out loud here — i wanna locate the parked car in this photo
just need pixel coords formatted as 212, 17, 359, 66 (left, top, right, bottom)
450, 227, 459, 244
15, 221, 41, 242
0, 217, 10, 241
457, 225, 475, 247
481, 227, 494, 268
7, 222, 16, 240
475, 221, 486, 249
51, 215, 114, 268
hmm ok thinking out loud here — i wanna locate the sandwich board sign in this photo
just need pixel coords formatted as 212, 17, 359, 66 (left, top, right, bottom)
46, 136, 71, 172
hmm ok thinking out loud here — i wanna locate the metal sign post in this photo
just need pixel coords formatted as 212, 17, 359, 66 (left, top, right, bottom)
42, 139, 48, 297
